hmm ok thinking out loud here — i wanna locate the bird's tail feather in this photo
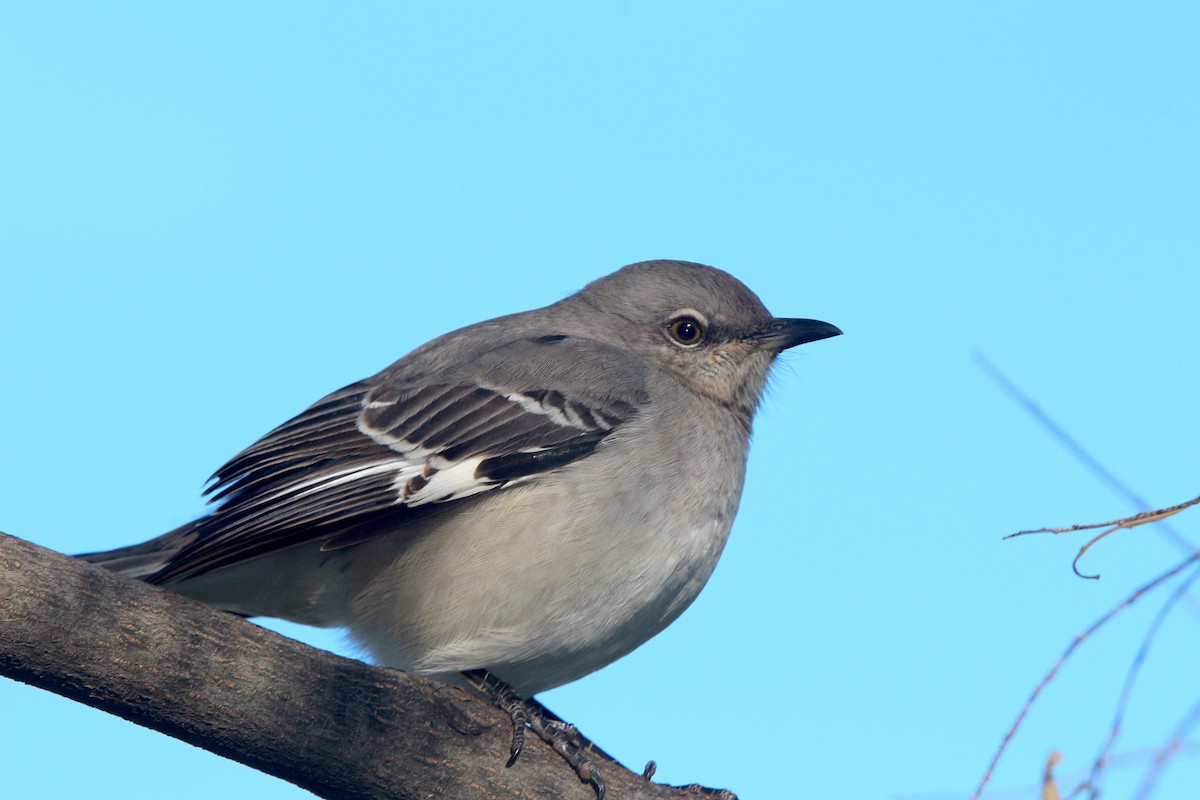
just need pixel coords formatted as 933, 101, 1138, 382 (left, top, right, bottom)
76, 521, 201, 582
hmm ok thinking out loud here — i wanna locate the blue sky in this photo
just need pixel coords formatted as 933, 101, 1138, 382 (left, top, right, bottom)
2, 3, 1198, 798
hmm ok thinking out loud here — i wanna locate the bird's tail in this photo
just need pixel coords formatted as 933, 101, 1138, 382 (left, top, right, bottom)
76, 521, 201, 582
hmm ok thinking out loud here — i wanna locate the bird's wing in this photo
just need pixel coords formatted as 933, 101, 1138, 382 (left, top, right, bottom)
149, 335, 649, 584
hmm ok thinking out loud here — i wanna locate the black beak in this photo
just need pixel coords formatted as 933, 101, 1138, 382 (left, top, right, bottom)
750, 318, 843, 351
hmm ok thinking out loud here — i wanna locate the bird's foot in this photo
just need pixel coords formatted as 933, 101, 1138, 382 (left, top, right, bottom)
526, 712, 606, 799
462, 669, 606, 799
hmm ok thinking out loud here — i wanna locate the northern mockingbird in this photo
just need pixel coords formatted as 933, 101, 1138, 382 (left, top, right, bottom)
82, 259, 840, 794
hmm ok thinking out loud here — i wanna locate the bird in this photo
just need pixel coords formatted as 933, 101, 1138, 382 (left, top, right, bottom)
80, 259, 840, 794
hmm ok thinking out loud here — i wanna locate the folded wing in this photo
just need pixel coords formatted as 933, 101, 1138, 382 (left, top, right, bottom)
149, 335, 648, 583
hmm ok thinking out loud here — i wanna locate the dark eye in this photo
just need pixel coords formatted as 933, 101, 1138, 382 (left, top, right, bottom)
667, 316, 704, 346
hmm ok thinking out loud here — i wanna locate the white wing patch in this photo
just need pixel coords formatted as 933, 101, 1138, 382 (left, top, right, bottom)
399, 456, 494, 506
271, 459, 411, 502
349, 388, 589, 510
503, 390, 595, 430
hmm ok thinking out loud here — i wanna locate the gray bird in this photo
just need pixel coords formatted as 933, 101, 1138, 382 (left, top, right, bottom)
82, 259, 839, 792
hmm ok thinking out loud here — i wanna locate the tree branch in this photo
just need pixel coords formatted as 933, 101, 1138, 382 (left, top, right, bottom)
0, 531, 724, 799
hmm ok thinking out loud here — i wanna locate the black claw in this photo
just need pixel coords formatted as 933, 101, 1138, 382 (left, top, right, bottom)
642, 760, 657, 780
592, 770, 607, 800
505, 716, 524, 768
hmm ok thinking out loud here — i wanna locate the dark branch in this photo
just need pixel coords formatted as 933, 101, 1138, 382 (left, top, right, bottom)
0, 531, 728, 800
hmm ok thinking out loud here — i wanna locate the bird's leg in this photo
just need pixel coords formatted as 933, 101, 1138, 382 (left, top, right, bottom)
461, 669, 606, 799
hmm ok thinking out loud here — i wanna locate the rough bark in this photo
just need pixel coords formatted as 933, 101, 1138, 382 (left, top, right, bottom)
0, 531, 729, 800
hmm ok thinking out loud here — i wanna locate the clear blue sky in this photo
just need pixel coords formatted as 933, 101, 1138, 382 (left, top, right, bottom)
3, 3, 1198, 799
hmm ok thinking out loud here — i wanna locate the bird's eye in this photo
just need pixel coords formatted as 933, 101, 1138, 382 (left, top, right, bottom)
667, 316, 704, 346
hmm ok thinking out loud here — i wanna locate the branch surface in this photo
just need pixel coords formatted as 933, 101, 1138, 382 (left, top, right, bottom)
0, 531, 723, 800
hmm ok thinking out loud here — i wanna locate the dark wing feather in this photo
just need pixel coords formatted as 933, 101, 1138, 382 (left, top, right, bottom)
149, 336, 647, 584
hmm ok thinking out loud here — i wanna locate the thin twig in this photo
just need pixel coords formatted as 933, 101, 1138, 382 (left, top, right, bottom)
1070, 561, 1200, 798
970, 551, 1200, 800
1003, 496, 1200, 580
973, 353, 1196, 555
1007, 496, 1200, 538
917, 742, 1200, 800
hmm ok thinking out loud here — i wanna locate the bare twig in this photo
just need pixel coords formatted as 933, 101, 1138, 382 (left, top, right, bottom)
976, 354, 1200, 800
1069, 561, 1200, 798
973, 353, 1196, 555
970, 551, 1200, 800
1008, 496, 1200, 538
1004, 496, 1200, 580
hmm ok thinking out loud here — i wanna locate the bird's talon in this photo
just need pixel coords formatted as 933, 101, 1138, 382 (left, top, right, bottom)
506, 706, 526, 766
505, 739, 522, 768
591, 770, 607, 800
